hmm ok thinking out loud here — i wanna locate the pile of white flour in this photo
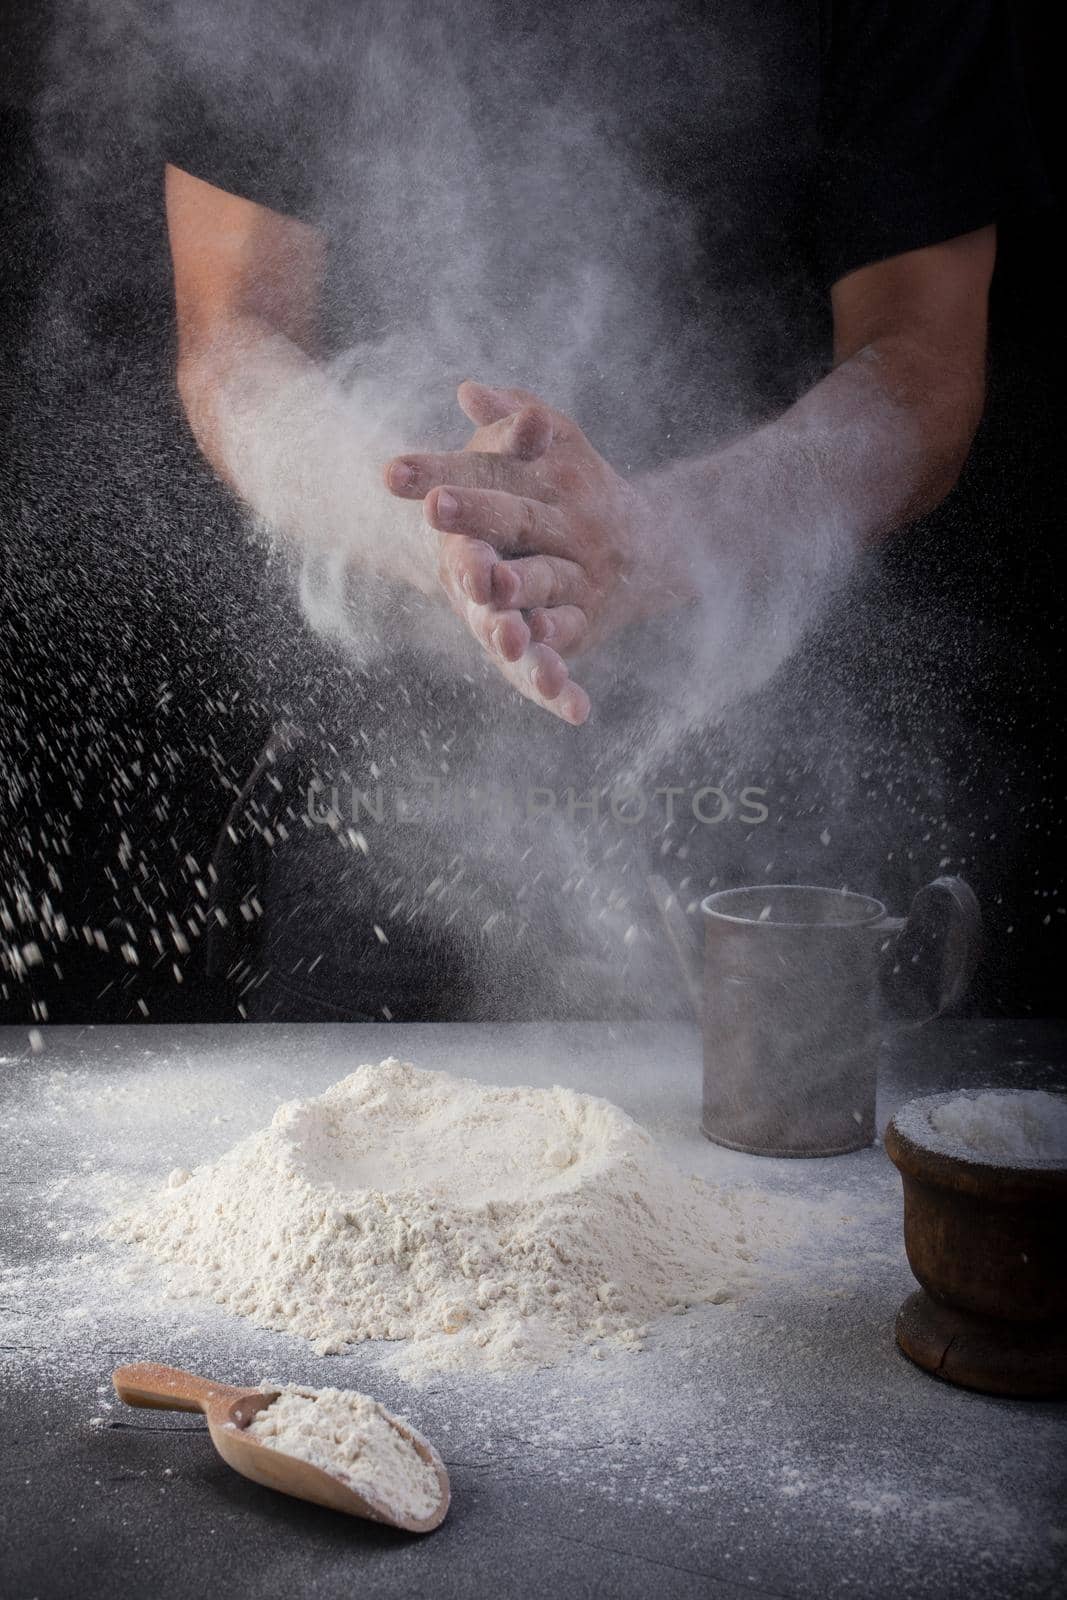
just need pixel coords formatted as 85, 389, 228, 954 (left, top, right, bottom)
245, 1383, 443, 1524
110, 1058, 792, 1378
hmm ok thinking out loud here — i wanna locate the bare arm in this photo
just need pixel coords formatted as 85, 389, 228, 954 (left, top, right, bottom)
166, 164, 589, 714
166, 163, 436, 592
631, 226, 997, 606
775, 224, 994, 532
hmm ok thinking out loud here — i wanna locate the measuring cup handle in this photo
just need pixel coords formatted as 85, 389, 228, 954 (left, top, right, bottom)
877, 875, 983, 1020
915, 875, 983, 1014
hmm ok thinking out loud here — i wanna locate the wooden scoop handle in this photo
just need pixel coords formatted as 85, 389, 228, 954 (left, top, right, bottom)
113, 1362, 247, 1416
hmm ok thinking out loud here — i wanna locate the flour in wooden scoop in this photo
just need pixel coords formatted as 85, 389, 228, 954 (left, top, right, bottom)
246, 1383, 442, 1523
110, 1058, 795, 1379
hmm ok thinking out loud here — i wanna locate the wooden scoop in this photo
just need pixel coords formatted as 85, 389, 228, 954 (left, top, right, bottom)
112, 1362, 450, 1532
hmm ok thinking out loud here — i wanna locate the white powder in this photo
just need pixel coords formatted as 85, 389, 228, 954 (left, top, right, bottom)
245, 1383, 442, 1524
927, 1089, 1067, 1163
110, 1058, 793, 1379
5, 1034, 1059, 1594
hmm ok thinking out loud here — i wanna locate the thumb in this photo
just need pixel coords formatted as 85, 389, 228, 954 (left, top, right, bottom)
457, 379, 552, 426
502, 403, 555, 461
456, 379, 513, 425
461, 398, 555, 462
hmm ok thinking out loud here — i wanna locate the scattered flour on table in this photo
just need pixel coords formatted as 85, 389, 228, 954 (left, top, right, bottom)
927, 1089, 1067, 1162
109, 1058, 795, 1379
4, 1047, 1061, 1593
245, 1383, 442, 1523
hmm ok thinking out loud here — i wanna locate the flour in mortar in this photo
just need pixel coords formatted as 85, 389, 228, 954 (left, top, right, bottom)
110, 1058, 789, 1378
245, 1383, 443, 1523
928, 1088, 1067, 1162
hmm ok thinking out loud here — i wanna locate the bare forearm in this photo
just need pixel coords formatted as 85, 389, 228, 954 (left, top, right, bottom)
650, 335, 984, 594
636, 336, 983, 702
177, 319, 437, 594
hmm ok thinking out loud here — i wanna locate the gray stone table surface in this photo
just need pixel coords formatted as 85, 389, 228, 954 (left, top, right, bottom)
1, 1019, 1065, 1600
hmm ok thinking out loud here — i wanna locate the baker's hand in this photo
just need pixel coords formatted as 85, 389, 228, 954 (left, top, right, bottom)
385, 382, 593, 724
384, 382, 687, 722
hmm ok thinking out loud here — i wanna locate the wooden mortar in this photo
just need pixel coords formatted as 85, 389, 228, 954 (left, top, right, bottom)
884, 1090, 1067, 1399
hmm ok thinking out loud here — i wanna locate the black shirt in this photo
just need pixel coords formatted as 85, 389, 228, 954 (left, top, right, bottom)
162, 0, 1044, 446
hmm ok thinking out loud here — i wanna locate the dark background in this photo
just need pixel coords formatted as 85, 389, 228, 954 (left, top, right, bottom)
1, 2, 1063, 1026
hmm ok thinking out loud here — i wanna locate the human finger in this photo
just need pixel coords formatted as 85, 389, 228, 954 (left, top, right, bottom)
436, 532, 498, 606
490, 552, 588, 610
457, 379, 553, 428
498, 645, 591, 726
384, 450, 552, 501
436, 543, 530, 659
465, 402, 554, 461
425, 484, 566, 554
527, 604, 590, 656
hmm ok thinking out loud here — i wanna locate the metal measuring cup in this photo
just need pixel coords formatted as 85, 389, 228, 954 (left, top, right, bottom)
650, 876, 982, 1157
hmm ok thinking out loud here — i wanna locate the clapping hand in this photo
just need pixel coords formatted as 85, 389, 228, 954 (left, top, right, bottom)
384, 381, 690, 724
